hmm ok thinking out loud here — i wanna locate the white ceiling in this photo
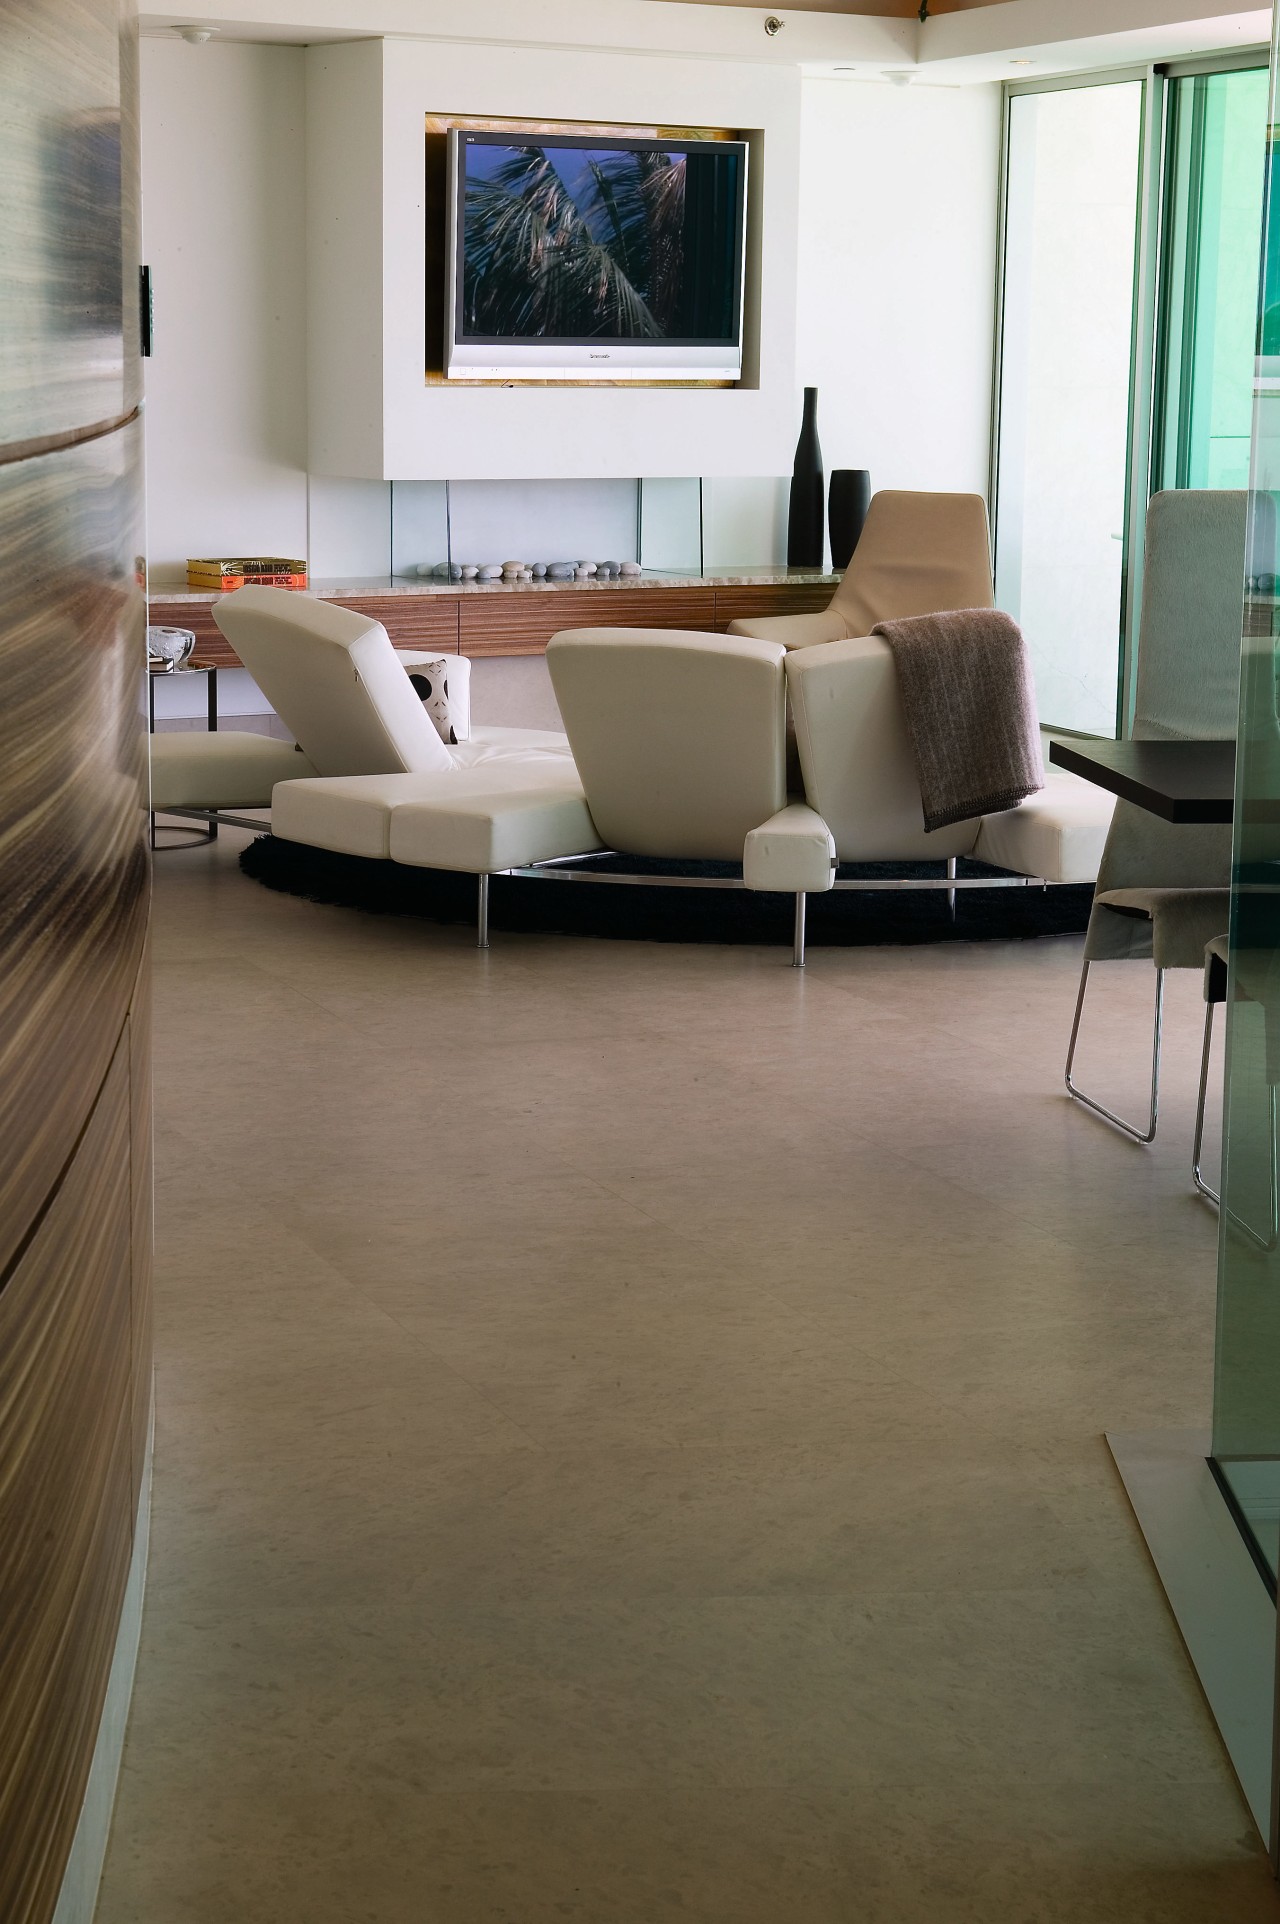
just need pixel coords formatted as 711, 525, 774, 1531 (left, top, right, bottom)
137, 0, 1272, 82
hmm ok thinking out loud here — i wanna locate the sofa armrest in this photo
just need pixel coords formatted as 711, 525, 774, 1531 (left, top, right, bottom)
743, 804, 836, 894
725, 610, 846, 650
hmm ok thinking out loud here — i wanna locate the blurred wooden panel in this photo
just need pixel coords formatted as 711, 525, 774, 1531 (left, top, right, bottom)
128, 955, 152, 1506
460, 586, 717, 655
712, 583, 833, 631
0, 1039, 134, 1924
0, 419, 149, 1280
0, 0, 135, 451
118, 11, 142, 418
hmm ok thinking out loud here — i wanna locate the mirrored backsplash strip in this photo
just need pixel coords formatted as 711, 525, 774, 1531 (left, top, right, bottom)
377, 475, 790, 581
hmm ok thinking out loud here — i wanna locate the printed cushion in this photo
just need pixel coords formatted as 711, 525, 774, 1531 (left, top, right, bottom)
405, 656, 459, 745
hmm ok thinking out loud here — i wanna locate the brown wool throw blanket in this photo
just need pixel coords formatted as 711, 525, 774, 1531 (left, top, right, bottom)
870, 607, 1045, 833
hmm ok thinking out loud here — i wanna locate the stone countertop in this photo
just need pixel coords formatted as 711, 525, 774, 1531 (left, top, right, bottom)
149, 567, 839, 604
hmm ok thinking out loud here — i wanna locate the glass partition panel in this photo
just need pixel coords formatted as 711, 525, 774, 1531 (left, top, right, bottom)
1211, 46, 1280, 1595
1156, 67, 1270, 494
994, 82, 1144, 735
638, 477, 703, 574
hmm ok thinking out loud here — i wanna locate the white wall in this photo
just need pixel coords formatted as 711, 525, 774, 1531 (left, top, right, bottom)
141, 39, 311, 586
139, 44, 1001, 606
795, 77, 1001, 497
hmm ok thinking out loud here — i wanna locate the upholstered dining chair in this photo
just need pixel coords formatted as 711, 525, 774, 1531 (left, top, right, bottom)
1064, 489, 1246, 1143
725, 490, 995, 650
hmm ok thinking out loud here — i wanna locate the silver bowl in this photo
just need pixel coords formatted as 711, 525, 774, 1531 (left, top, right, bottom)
147, 625, 197, 671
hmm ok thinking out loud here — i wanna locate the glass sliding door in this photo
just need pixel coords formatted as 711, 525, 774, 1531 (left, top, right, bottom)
1212, 61, 1280, 1600
1155, 67, 1270, 494
994, 81, 1144, 736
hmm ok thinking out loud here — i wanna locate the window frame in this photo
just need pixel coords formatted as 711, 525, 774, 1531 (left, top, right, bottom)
990, 47, 1270, 739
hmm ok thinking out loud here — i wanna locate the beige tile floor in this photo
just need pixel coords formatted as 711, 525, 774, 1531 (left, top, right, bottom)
97, 830, 1280, 1923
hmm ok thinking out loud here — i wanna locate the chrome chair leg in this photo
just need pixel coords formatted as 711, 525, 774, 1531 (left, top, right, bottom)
1193, 998, 1220, 1206
477, 873, 490, 950
1065, 958, 1164, 1144
792, 892, 806, 969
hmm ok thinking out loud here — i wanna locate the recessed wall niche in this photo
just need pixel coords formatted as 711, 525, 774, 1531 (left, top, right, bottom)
424, 114, 743, 389
305, 40, 800, 479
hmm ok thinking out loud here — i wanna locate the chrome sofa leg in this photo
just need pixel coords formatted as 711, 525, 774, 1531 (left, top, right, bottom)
946, 856, 957, 921
1193, 998, 1220, 1206
477, 873, 490, 950
792, 893, 806, 969
1065, 959, 1164, 1144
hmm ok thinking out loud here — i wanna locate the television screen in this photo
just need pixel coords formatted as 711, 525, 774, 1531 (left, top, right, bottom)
445, 130, 748, 381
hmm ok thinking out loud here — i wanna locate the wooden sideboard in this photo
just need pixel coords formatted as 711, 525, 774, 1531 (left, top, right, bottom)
147, 575, 836, 668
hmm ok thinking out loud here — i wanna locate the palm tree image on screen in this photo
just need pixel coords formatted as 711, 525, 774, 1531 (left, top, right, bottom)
462, 145, 737, 342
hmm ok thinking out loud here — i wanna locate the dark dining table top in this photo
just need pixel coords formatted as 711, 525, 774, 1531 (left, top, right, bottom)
1049, 736, 1236, 824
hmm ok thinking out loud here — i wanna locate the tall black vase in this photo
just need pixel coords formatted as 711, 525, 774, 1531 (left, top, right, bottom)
828, 468, 872, 572
787, 387, 824, 568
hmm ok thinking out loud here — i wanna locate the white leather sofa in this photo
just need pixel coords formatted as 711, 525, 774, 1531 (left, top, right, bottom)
177, 583, 1112, 962
269, 614, 835, 955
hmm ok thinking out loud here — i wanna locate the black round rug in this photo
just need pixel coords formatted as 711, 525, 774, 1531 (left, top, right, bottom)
239, 837, 1092, 949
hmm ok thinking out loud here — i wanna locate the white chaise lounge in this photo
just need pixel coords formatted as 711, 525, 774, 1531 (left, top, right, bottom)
150, 589, 486, 817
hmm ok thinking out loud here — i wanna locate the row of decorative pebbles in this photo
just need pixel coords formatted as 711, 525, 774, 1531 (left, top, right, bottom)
416, 559, 643, 583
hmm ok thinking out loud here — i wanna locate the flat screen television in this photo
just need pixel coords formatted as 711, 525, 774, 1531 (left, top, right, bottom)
444, 129, 749, 382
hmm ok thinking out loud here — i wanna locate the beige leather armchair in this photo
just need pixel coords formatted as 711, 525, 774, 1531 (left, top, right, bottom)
727, 490, 995, 649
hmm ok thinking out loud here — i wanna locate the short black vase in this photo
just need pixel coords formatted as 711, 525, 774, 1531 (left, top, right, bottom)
828, 469, 872, 572
787, 387, 824, 568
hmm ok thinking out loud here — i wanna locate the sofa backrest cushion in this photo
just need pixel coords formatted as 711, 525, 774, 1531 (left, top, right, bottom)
546, 627, 787, 860
786, 636, 984, 862
213, 587, 453, 777
829, 491, 994, 639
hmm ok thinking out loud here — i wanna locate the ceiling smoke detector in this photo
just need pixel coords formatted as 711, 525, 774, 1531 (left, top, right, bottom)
884, 70, 914, 88
176, 25, 215, 42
